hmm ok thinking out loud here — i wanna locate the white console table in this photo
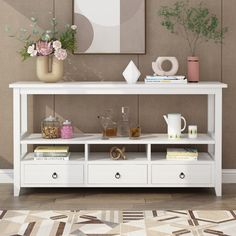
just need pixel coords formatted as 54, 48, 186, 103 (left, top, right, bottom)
9, 81, 227, 197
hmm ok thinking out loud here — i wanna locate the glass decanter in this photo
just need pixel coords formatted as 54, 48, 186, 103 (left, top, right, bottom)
118, 106, 130, 137
98, 109, 117, 139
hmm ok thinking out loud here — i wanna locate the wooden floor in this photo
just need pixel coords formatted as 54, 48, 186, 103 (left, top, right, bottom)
1, 184, 236, 210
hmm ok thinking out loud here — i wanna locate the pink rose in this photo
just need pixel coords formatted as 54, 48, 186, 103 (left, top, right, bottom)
54, 48, 67, 60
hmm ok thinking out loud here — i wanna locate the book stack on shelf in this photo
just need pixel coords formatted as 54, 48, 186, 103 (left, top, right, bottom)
34, 146, 70, 161
166, 148, 198, 161
145, 75, 187, 84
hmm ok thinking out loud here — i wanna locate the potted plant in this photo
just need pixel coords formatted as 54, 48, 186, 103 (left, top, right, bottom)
158, 1, 227, 82
6, 17, 77, 83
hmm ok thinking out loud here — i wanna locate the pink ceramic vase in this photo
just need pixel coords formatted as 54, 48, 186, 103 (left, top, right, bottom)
187, 56, 199, 83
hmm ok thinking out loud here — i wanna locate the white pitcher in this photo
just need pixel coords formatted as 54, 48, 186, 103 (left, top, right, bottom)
163, 113, 186, 139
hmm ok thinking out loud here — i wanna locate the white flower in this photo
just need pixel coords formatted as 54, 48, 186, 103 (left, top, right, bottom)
71, 25, 77, 30
54, 48, 67, 60
27, 44, 37, 57
30, 50, 37, 57
52, 40, 62, 50
27, 45, 35, 54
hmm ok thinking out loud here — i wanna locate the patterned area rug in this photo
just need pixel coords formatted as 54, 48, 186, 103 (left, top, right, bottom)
0, 210, 236, 235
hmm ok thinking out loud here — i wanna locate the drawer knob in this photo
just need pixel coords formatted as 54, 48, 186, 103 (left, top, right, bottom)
52, 172, 58, 179
115, 172, 121, 179
179, 172, 185, 179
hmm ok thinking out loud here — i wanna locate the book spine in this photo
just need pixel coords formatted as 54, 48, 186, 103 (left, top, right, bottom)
34, 152, 68, 157
145, 80, 187, 84
33, 156, 69, 161
167, 154, 198, 157
166, 156, 198, 160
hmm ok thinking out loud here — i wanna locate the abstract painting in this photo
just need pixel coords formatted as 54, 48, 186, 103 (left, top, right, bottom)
73, 0, 145, 54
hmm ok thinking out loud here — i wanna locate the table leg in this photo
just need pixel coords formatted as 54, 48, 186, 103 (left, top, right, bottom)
214, 91, 223, 197
13, 89, 21, 197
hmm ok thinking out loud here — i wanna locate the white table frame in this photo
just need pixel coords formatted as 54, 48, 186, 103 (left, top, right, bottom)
10, 82, 227, 197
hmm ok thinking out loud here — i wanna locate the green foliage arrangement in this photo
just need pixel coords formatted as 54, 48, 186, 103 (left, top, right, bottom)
158, 0, 228, 56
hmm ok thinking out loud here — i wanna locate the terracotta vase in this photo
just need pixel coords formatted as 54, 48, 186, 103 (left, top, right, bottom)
36, 56, 63, 83
187, 56, 199, 83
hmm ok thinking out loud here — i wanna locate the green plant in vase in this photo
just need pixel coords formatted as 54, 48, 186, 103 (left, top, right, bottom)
6, 17, 77, 83
158, 0, 227, 82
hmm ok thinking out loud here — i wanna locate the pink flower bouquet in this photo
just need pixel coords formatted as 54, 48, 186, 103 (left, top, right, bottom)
7, 18, 77, 61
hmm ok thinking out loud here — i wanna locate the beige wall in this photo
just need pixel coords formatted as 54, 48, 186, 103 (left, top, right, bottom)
0, 0, 234, 168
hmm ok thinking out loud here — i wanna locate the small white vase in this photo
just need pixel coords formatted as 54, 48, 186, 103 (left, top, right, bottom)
36, 56, 63, 83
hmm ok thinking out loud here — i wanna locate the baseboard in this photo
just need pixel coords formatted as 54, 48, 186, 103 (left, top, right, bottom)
0, 169, 13, 183
1, 169, 236, 184
222, 169, 236, 183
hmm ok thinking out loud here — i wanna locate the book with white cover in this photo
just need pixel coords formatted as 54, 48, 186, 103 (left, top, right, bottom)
166, 155, 198, 161
33, 153, 71, 161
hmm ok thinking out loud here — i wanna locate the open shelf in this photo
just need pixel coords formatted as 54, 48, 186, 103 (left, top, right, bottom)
21, 133, 215, 145
151, 152, 213, 164
88, 152, 147, 162
22, 152, 85, 164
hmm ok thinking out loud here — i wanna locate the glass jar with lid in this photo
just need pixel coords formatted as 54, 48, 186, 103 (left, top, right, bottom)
61, 120, 74, 139
41, 116, 61, 139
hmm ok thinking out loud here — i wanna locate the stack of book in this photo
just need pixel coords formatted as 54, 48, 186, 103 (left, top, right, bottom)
34, 146, 70, 161
166, 148, 198, 161
145, 75, 187, 84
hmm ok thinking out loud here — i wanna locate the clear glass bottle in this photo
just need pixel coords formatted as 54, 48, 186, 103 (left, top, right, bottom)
118, 106, 130, 137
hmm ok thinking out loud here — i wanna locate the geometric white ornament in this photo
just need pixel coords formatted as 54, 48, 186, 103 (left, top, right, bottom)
122, 60, 141, 84
152, 57, 179, 76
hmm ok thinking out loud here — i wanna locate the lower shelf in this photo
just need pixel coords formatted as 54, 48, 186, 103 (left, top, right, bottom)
22, 152, 85, 164
22, 152, 213, 164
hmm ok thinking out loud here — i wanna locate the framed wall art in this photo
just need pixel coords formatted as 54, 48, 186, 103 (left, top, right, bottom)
73, 0, 146, 54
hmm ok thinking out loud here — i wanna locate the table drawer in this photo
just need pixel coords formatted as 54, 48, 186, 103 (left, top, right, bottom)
23, 164, 84, 185
152, 164, 213, 184
88, 164, 147, 184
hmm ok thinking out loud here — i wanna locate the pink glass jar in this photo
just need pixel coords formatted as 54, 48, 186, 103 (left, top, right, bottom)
60, 120, 73, 139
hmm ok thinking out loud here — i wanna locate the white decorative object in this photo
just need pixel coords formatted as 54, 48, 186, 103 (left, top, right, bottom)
152, 57, 179, 76
163, 113, 187, 139
9, 81, 227, 197
188, 125, 198, 139
122, 60, 141, 84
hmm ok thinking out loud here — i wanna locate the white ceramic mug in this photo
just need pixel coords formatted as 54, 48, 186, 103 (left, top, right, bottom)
163, 113, 186, 139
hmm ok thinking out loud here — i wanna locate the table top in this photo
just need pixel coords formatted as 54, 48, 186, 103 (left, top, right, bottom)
9, 81, 227, 89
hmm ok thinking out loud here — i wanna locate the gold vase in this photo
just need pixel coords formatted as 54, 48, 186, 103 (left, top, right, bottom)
36, 56, 63, 83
